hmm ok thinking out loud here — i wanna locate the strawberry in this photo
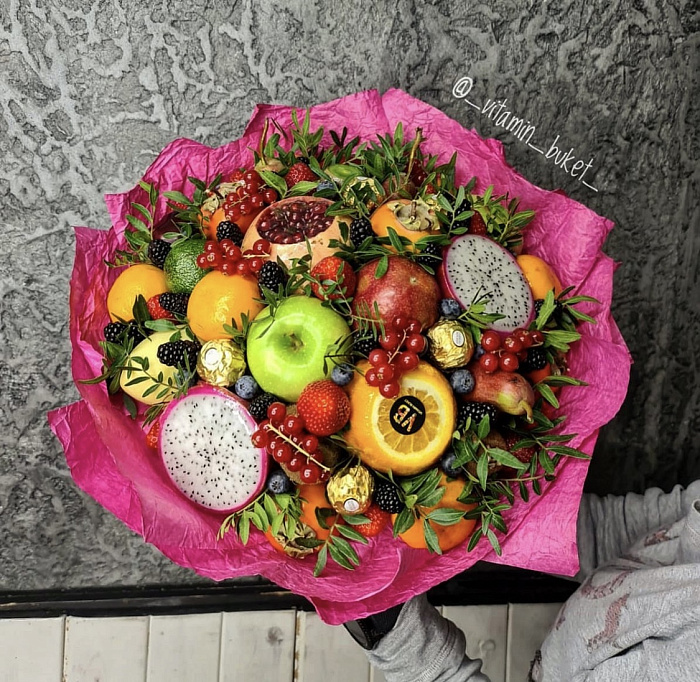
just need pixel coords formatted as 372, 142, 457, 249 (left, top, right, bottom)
504, 432, 537, 463
145, 420, 161, 449
285, 161, 316, 188
297, 380, 351, 436
355, 504, 390, 538
310, 256, 357, 301
469, 211, 488, 236
147, 294, 173, 320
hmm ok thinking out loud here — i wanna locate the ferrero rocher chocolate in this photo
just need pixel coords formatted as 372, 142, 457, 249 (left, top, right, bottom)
326, 465, 374, 515
427, 320, 474, 370
196, 340, 246, 387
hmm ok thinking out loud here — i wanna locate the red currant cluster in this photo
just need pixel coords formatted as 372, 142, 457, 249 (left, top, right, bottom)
478, 328, 544, 373
364, 316, 426, 398
251, 402, 330, 485
196, 238, 272, 277
223, 169, 279, 221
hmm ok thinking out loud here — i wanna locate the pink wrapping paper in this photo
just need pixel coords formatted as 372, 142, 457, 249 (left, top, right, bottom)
48, 89, 631, 625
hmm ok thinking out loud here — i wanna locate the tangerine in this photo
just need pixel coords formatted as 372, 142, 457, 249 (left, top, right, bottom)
298, 483, 341, 541
106, 264, 169, 322
393, 476, 476, 552
344, 361, 456, 476
516, 254, 563, 300
187, 271, 264, 342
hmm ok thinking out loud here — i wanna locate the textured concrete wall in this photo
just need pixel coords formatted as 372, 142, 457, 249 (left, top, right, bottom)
0, 0, 697, 589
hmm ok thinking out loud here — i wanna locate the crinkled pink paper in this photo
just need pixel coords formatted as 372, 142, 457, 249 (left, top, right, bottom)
48, 89, 631, 625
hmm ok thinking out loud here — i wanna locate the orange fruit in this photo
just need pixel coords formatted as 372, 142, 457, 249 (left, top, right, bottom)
393, 476, 476, 552
344, 361, 456, 476
264, 528, 286, 554
516, 254, 563, 300
201, 205, 258, 239
298, 483, 341, 541
526, 363, 562, 395
187, 271, 264, 342
106, 263, 169, 322
370, 199, 441, 249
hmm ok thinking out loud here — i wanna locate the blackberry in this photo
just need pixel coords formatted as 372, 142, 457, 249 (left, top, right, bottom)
104, 322, 127, 344
126, 323, 146, 346
352, 334, 378, 358
451, 195, 472, 231
248, 392, 278, 422
457, 401, 498, 429
533, 299, 545, 317
415, 241, 443, 268
258, 261, 286, 294
521, 347, 547, 372
157, 340, 200, 368
147, 239, 171, 269
349, 217, 374, 245
216, 221, 243, 245
297, 156, 310, 165
374, 481, 405, 514
159, 293, 189, 316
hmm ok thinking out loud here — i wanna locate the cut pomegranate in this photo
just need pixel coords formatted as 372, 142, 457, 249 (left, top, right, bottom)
241, 196, 350, 268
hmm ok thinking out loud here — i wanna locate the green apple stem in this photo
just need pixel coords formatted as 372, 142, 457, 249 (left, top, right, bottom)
265, 423, 331, 472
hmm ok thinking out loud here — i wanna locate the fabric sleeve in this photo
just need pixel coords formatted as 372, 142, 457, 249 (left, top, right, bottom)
365, 594, 491, 682
575, 480, 700, 579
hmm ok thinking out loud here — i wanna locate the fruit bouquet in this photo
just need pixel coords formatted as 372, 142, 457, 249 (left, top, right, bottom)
48, 90, 630, 624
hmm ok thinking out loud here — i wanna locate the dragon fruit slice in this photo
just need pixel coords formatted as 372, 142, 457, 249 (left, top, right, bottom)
159, 385, 268, 512
439, 235, 533, 333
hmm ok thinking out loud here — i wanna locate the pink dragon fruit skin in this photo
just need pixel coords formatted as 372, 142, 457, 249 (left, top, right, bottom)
438, 234, 534, 333
159, 384, 268, 513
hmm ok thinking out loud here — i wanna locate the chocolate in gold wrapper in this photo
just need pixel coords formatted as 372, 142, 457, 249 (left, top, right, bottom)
427, 320, 474, 370
326, 465, 374, 515
196, 340, 246, 387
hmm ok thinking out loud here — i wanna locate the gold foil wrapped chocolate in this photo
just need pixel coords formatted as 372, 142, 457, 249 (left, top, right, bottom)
427, 320, 474, 370
196, 340, 246, 387
326, 465, 374, 515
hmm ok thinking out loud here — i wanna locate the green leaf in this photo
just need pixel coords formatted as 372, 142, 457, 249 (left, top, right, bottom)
392, 508, 416, 537
487, 447, 529, 470
263, 494, 278, 522
547, 445, 591, 459
375, 255, 389, 278
122, 393, 138, 419
144, 319, 178, 333
543, 375, 587, 387
238, 515, 251, 545
535, 290, 556, 329
313, 545, 328, 577
486, 528, 502, 555
258, 170, 287, 198
287, 180, 319, 196
422, 520, 442, 555
342, 513, 370, 526
477, 414, 491, 440
466, 527, 483, 552
536, 382, 560, 408
336, 523, 369, 544
425, 508, 466, 526
126, 214, 150, 234
476, 453, 489, 490
328, 541, 356, 570
163, 190, 192, 205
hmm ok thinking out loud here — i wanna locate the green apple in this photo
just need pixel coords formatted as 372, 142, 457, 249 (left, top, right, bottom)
246, 296, 351, 402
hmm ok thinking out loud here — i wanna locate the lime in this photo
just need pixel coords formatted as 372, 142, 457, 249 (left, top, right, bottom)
163, 239, 206, 293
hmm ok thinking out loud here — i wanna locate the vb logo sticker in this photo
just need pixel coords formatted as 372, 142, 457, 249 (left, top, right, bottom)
389, 396, 426, 435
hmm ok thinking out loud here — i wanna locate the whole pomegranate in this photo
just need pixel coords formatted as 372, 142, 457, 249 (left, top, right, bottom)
351, 256, 441, 330
241, 196, 349, 268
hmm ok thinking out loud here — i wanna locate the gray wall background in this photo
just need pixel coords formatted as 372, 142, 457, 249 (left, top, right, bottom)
0, 0, 697, 590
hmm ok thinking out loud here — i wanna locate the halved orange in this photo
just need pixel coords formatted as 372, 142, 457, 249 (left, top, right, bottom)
344, 361, 456, 476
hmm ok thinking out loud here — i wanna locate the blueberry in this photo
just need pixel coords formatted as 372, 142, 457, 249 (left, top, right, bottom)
267, 470, 294, 495
439, 450, 462, 478
473, 343, 485, 359
439, 298, 462, 320
331, 363, 354, 386
450, 369, 475, 394
317, 179, 335, 192
235, 375, 259, 400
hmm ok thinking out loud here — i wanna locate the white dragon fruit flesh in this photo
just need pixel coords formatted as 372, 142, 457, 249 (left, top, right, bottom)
159, 385, 268, 512
439, 235, 533, 333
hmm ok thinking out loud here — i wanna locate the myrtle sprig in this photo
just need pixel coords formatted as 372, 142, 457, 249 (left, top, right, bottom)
469, 187, 535, 252
532, 289, 600, 353
222, 313, 252, 347
311, 509, 369, 577
457, 290, 506, 342
162, 173, 223, 238
434, 183, 476, 237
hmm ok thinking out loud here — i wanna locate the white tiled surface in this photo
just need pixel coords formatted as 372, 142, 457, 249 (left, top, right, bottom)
0, 603, 562, 681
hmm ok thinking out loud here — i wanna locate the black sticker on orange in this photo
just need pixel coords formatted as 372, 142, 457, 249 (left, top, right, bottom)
389, 396, 426, 435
